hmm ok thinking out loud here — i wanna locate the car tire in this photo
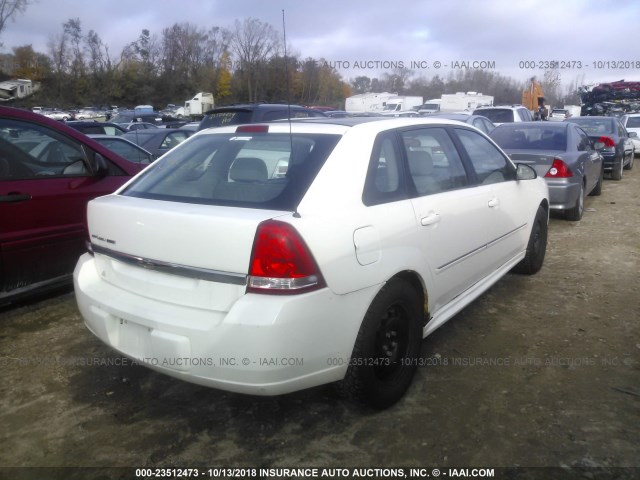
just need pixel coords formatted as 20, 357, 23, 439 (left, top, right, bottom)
340, 278, 422, 409
611, 157, 624, 180
512, 205, 547, 275
589, 166, 604, 196
565, 182, 585, 221
624, 151, 634, 170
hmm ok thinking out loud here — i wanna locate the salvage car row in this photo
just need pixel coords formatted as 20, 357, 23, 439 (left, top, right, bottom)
0, 104, 634, 409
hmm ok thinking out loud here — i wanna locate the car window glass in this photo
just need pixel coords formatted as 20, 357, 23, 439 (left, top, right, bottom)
362, 133, 407, 205
482, 119, 495, 133
472, 118, 488, 134
160, 132, 189, 149
474, 109, 513, 124
262, 110, 291, 121
576, 128, 591, 151
455, 128, 514, 184
0, 118, 89, 179
94, 138, 151, 164
627, 117, 640, 128
401, 127, 467, 196
517, 109, 529, 121
617, 122, 626, 137
123, 133, 340, 211
199, 111, 252, 129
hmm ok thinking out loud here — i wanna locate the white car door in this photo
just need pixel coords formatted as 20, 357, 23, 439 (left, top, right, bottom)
401, 127, 497, 316
452, 127, 529, 269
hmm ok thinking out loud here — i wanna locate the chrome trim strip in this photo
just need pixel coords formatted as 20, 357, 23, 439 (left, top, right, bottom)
436, 223, 527, 272
92, 244, 247, 286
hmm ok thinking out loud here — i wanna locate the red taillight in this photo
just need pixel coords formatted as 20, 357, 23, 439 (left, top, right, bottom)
247, 220, 325, 294
545, 158, 573, 178
597, 136, 616, 148
236, 124, 269, 133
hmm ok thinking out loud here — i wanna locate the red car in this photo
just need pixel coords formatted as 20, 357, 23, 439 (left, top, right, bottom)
0, 106, 144, 304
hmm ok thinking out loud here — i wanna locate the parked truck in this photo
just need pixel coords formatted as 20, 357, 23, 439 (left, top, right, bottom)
184, 92, 214, 119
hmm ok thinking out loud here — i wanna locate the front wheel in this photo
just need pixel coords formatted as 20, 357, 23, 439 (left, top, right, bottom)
512, 205, 547, 274
340, 278, 423, 409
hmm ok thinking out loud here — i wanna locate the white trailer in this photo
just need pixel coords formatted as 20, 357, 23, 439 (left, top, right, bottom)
185, 92, 215, 118
440, 92, 494, 112
345, 92, 397, 113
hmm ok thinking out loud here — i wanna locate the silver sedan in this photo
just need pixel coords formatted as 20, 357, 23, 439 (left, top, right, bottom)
490, 122, 604, 221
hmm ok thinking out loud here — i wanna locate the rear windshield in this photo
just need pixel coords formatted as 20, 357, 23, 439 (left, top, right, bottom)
474, 109, 515, 123
199, 111, 253, 130
491, 126, 567, 151
122, 132, 341, 210
566, 118, 614, 135
626, 117, 640, 128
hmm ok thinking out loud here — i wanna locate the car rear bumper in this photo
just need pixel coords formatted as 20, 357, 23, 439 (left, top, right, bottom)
546, 179, 582, 211
74, 253, 377, 396
600, 152, 620, 171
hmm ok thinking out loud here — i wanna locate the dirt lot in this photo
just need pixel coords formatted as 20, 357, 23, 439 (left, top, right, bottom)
1, 165, 639, 479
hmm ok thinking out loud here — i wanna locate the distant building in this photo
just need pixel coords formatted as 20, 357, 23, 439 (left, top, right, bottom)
0, 79, 34, 100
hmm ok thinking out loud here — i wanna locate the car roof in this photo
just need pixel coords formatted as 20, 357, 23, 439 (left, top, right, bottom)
123, 128, 183, 135
203, 103, 318, 114
430, 113, 476, 121
495, 121, 568, 129
565, 116, 615, 123
198, 117, 473, 135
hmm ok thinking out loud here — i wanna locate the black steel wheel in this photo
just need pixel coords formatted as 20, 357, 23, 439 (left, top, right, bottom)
341, 278, 422, 409
512, 205, 548, 275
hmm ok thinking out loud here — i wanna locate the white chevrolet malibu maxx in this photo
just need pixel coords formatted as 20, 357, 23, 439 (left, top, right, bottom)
74, 118, 549, 408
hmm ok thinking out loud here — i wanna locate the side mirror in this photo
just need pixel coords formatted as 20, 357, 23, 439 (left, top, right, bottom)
516, 163, 537, 180
89, 153, 109, 178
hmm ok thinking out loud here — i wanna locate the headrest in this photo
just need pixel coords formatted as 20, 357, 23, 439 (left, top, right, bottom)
229, 157, 268, 182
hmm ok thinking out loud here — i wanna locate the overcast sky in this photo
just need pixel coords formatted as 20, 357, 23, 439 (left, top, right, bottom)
2, 0, 639, 87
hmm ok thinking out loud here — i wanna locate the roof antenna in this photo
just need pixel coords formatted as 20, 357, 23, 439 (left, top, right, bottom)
282, 10, 292, 115
282, 9, 300, 218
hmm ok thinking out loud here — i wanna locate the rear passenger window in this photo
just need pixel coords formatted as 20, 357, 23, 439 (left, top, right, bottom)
363, 133, 406, 205
455, 128, 515, 184
401, 127, 467, 196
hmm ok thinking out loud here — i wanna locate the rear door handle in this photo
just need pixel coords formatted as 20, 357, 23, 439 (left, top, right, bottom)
488, 197, 500, 208
421, 213, 441, 226
0, 193, 32, 203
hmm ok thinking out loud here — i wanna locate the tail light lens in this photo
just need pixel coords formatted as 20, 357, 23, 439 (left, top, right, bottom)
545, 158, 573, 178
247, 220, 325, 294
597, 136, 616, 148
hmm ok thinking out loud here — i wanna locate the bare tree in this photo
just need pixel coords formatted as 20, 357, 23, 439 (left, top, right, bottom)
63, 17, 85, 78
0, 0, 31, 42
541, 68, 562, 108
230, 17, 280, 101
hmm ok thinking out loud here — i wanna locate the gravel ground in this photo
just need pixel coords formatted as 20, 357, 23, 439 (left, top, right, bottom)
1, 164, 639, 480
